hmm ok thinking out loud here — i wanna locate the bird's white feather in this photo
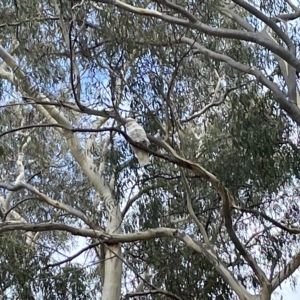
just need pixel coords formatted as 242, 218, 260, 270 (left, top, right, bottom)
125, 118, 150, 166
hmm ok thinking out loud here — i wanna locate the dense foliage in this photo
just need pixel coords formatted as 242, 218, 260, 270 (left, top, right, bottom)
1, 0, 300, 299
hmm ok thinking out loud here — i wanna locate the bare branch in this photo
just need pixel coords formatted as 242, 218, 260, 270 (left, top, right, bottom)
175, 231, 251, 299
0, 123, 122, 138
51, 0, 82, 110
178, 36, 300, 126
23, 97, 119, 118
124, 289, 182, 300
0, 17, 59, 28
232, 0, 293, 48
222, 193, 269, 285
102, 243, 183, 300
148, 135, 272, 290
159, 0, 198, 23
236, 207, 300, 234
122, 184, 164, 218
272, 12, 300, 21
218, 5, 255, 32
0, 123, 171, 162
0, 36, 20, 70
45, 241, 102, 269
284, 0, 300, 12
135, 264, 151, 293
0, 221, 105, 238
93, 0, 300, 72
262, 27, 300, 107
181, 84, 245, 122
3, 134, 31, 211
272, 250, 300, 292
0, 182, 99, 230
26, 99, 81, 112
0, 220, 255, 299
180, 168, 210, 246
3, 197, 41, 221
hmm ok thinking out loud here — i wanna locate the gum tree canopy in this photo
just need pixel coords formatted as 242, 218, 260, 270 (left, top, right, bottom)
1, 0, 300, 299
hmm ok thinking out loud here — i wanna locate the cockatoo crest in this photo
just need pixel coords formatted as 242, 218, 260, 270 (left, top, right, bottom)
125, 118, 150, 166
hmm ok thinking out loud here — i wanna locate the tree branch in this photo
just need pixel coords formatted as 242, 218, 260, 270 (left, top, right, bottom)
180, 168, 210, 246
0, 123, 210, 174
232, 0, 293, 48
0, 182, 100, 230
44, 241, 102, 269
92, 0, 300, 72
222, 193, 269, 286
124, 289, 182, 300
272, 250, 300, 292
23, 97, 119, 118
181, 83, 245, 123
283, 0, 300, 12
218, 5, 255, 32
0, 17, 59, 28
0, 221, 105, 237
102, 242, 183, 300
3, 197, 41, 221
175, 231, 252, 299
159, 0, 198, 23
0, 220, 254, 298
178, 36, 300, 126
262, 27, 300, 107
121, 184, 164, 218
236, 207, 300, 234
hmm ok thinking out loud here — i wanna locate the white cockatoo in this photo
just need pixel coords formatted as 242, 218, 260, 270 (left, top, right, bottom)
125, 118, 150, 166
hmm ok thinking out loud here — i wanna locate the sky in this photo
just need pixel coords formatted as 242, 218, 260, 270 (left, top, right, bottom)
2, 0, 300, 298
276, 273, 300, 300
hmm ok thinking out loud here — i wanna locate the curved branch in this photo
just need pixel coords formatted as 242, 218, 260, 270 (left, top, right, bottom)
45, 241, 102, 269
3, 197, 41, 221
0, 221, 252, 299
159, 0, 198, 23
124, 289, 182, 300
272, 250, 300, 292
0, 123, 172, 164
218, 5, 255, 32
178, 36, 300, 126
0, 182, 100, 230
0, 221, 105, 237
93, 0, 300, 71
0, 123, 201, 169
0, 123, 123, 138
285, 0, 300, 11
121, 184, 164, 218
22, 96, 120, 119
158, 139, 269, 289
272, 12, 300, 22
69, 20, 83, 111
232, 0, 293, 48
2, 134, 30, 211
0, 17, 59, 28
222, 192, 269, 285
180, 168, 210, 246
236, 207, 300, 234
181, 84, 247, 123
175, 231, 251, 299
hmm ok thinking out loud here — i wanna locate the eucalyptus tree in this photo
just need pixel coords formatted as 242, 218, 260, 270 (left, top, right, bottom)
1, 0, 300, 300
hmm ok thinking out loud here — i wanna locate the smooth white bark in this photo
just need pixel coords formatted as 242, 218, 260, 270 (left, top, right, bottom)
0, 45, 123, 300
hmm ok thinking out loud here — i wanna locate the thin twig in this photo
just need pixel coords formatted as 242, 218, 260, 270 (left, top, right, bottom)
44, 241, 102, 269
3, 197, 42, 221
101, 243, 183, 300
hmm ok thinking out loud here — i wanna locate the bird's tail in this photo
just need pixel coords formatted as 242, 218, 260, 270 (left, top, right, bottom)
137, 151, 150, 166
130, 146, 150, 167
